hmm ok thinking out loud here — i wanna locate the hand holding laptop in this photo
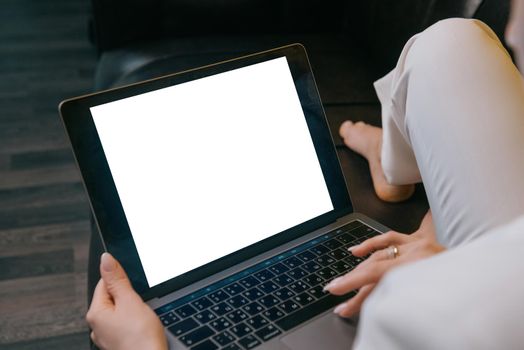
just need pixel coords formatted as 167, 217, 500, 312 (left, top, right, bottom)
325, 211, 445, 318
87, 253, 168, 350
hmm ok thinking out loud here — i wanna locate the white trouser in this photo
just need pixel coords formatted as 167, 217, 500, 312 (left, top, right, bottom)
374, 18, 524, 247
353, 19, 524, 350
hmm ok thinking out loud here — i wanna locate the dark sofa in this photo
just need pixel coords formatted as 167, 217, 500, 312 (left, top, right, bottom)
86, 0, 510, 307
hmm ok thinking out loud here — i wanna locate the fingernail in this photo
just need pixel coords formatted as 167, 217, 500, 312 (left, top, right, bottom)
334, 302, 347, 315
101, 252, 116, 272
347, 245, 358, 252
323, 277, 342, 292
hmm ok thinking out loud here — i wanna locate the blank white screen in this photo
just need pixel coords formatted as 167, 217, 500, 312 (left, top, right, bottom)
90, 57, 333, 287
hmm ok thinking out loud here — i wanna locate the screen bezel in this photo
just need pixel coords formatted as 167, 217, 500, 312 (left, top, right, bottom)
59, 44, 353, 300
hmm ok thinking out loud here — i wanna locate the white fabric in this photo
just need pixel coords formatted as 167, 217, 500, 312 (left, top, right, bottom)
353, 19, 524, 349
355, 216, 524, 350
374, 18, 524, 247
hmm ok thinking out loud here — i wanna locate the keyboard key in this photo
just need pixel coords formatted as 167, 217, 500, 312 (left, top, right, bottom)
243, 287, 264, 301
227, 295, 250, 308
209, 317, 232, 332
208, 290, 230, 303
255, 324, 282, 342
297, 251, 316, 262
279, 300, 300, 314
195, 309, 216, 323
223, 344, 242, 350
301, 261, 322, 273
331, 260, 351, 273
226, 310, 249, 324
168, 317, 199, 336
238, 276, 260, 289
213, 330, 235, 346
282, 256, 303, 269
159, 311, 180, 327
336, 232, 355, 244
262, 307, 285, 321
302, 273, 323, 287
314, 255, 336, 267
242, 301, 264, 316
293, 292, 315, 306
323, 239, 343, 250
328, 248, 349, 260
345, 254, 364, 266
274, 287, 295, 301
258, 280, 279, 294
175, 304, 198, 318
254, 269, 275, 282
225, 283, 245, 296
238, 334, 261, 349
308, 285, 328, 299
191, 339, 218, 350
317, 267, 338, 280
192, 296, 214, 311
288, 280, 309, 293
246, 315, 269, 330
311, 244, 330, 256
230, 322, 253, 338
210, 302, 233, 316
352, 225, 379, 238
155, 301, 177, 315
273, 274, 294, 287
268, 263, 289, 275
288, 267, 308, 279
180, 325, 215, 347
258, 295, 280, 308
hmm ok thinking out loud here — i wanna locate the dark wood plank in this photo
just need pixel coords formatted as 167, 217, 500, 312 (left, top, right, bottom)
2, 332, 90, 350
0, 273, 88, 344
0, 165, 81, 190
0, 249, 74, 281
10, 148, 75, 171
0, 221, 90, 258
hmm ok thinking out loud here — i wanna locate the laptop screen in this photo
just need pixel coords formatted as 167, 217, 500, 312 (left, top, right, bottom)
90, 57, 334, 287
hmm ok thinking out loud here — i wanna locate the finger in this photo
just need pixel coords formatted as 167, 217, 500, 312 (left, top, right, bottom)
86, 279, 113, 328
90, 331, 98, 345
349, 231, 411, 257
325, 259, 396, 295
364, 245, 399, 264
334, 284, 376, 318
99, 252, 135, 302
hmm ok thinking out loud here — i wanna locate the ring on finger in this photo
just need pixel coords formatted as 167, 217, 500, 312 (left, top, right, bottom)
387, 245, 399, 259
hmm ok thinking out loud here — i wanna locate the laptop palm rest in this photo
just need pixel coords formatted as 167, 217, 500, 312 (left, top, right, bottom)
280, 313, 357, 349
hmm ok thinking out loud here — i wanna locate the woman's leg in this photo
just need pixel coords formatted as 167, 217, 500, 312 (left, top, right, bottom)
342, 18, 524, 247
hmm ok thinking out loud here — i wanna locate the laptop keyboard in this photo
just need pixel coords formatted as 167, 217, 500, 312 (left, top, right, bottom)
155, 220, 380, 350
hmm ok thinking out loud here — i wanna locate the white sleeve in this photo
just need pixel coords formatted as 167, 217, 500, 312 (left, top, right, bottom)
353, 215, 524, 350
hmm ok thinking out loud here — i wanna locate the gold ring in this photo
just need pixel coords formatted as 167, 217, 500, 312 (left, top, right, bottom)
387, 245, 399, 259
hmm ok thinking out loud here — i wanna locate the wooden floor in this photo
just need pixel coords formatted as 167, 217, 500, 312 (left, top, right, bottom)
0, 0, 96, 348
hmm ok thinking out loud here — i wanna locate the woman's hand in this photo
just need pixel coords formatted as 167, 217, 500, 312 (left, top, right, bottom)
324, 211, 445, 318
86, 253, 168, 350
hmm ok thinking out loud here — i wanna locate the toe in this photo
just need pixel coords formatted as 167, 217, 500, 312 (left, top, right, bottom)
339, 120, 354, 138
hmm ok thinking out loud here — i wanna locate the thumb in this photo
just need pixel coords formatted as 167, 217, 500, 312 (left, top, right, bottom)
100, 252, 135, 301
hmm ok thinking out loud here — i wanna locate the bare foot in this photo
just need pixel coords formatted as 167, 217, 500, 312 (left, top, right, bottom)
339, 121, 415, 202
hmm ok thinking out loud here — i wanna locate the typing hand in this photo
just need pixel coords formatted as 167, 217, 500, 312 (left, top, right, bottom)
324, 211, 445, 318
86, 253, 168, 350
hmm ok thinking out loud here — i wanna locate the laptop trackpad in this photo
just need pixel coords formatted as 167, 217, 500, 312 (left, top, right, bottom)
280, 313, 357, 349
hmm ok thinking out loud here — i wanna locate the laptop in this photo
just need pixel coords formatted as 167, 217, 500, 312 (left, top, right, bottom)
59, 44, 389, 350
